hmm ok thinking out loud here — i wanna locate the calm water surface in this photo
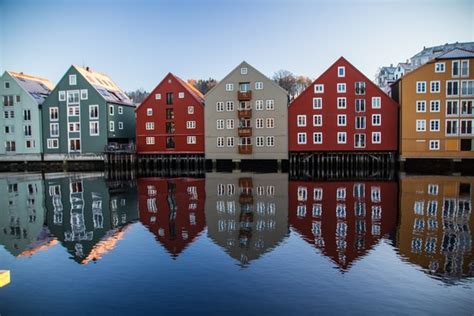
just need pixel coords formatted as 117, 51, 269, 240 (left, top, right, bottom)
0, 172, 472, 315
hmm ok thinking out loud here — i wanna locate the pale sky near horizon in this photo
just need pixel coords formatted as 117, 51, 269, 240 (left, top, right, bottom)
0, 0, 473, 91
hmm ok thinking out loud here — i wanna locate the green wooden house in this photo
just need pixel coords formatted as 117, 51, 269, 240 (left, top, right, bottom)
0, 71, 53, 161
42, 66, 136, 160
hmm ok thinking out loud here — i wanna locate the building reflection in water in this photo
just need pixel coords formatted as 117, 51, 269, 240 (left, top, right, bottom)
205, 173, 289, 266
0, 174, 57, 257
398, 175, 474, 283
44, 174, 138, 264
289, 180, 398, 271
138, 177, 206, 258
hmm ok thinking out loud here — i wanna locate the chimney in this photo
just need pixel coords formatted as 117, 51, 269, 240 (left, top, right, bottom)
86, 66, 90, 72
390, 63, 393, 67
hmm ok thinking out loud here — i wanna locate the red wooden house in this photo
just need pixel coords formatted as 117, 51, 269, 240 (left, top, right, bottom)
288, 180, 398, 271
138, 177, 206, 258
136, 73, 204, 155
289, 57, 398, 153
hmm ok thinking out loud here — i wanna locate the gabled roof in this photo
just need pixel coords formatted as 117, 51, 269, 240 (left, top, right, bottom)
135, 72, 204, 112
411, 41, 474, 59
8, 71, 53, 105
204, 61, 288, 98
73, 65, 134, 106
397, 62, 413, 71
436, 48, 474, 60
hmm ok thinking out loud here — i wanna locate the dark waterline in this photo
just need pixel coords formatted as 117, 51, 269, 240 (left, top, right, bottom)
0, 172, 472, 315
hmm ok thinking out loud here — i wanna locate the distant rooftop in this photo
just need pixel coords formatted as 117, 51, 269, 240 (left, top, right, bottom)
436, 48, 474, 60
8, 71, 53, 105
411, 41, 474, 60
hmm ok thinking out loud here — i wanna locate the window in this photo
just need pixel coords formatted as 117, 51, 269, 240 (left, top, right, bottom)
69, 74, 77, 85
187, 106, 194, 114
216, 119, 224, 129
146, 108, 153, 116
338, 66, 345, 77
185, 136, 196, 144
118, 122, 123, 130
166, 108, 174, 119
266, 99, 274, 110
314, 84, 324, 93
166, 92, 173, 104
216, 101, 224, 112
266, 136, 275, 147
226, 101, 234, 111
118, 106, 123, 114
80, 89, 88, 100
4, 125, 14, 134
429, 140, 440, 150
26, 140, 35, 149
256, 136, 264, 147
255, 100, 263, 110
297, 132, 307, 144
15, 95, 20, 103
416, 100, 426, 112
23, 109, 31, 121
430, 81, 440, 93
178, 92, 185, 99
372, 132, 381, 144
266, 118, 274, 128
446, 119, 458, 135
372, 114, 381, 126
430, 119, 440, 132
24, 125, 32, 137
354, 134, 365, 148
69, 139, 80, 152
435, 62, 445, 73
90, 121, 99, 136
337, 132, 347, 144
241, 67, 248, 75
430, 100, 440, 112
314, 188, 323, 201
89, 105, 99, 119
336, 188, 346, 200
313, 115, 322, 126
50, 123, 59, 137
313, 98, 322, 109
355, 99, 366, 112
355, 81, 366, 95
5, 141, 16, 152
372, 97, 381, 109
109, 121, 115, 132
225, 83, 234, 91
416, 120, 426, 132
67, 106, 79, 117
355, 116, 366, 129
226, 137, 234, 147
166, 122, 175, 133
337, 97, 346, 109
337, 83, 346, 93
452, 60, 460, 77
461, 80, 474, 96
460, 119, 473, 135
313, 132, 322, 144
47, 138, 59, 149
217, 137, 224, 147
446, 80, 459, 96
446, 100, 459, 116
108, 104, 114, 115
186, 121, 196, 129
146, 137, 155, 145
67, 91, 79, 104
3, 95, 13, 106
256, 118, 264, 129
145, 122, 154, 130
255, 82, 263, 90
59, 91, 66, 101
461, 100, 473, 115
337, 114, 346, 126
155, 93, 161, 100
4, 81, 9, 89
416, 81, 426, 93
461, 60, 469, 77
68, 122, 80, 132
226, 119, 234, 129
297, 115, 306, 127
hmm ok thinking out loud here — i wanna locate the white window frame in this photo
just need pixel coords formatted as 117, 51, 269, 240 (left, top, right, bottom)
216, 119, 224, 130
416, 119, 426, 132
155, 93, 161, 100
337, 83, 346, 93
109, 121, 115, 132
430, 100, 440, 113
255, 82, 263, 90
337, 114, 346, 126
338, 66, 345, 77
266, 118, 275, 128
178, 92, 185, 99
89, 121, 100, 136
371, 97, 381, 109
266, 136, 275, 147
313, 97, 322, 109
313, 132, 323, 144
256, 118, 264, 129
313, 114, 322, 127
49, 107, 59, 121
89, 104, 99, 119
416, 81, 426, 93
297, 132, 307, 145
265, 99, 275, 110
118, 122, 123, 130
226, 119, 234, 129
146, 108, 153, 116
256, 136, 264, 147
240, 67, 248, 75
372, 114, 381, 126
59, 91, 66, 101
416, 100, 426, 113
69, 74, 77, 85
187, 136, 197, 144
80, 89, 88, 100
337, 132, 347, 144
372, 132, 381, 144
146, 137, 155, 145
188, 106, 194, 114
217, 137, 225, 147
314, 84, 324, 93
297, 115, 307, 127
337, 97, 346, 109
226, 137, 234, 147
47, 138, 59, 149
430, 119, 440, 132
216, 101, 224, 112
225, 83, 234, 91
255, 100, 264, 111
186, 121, 196, 129
430, 81, 440, 93
435, 62, 445, 73
50, 123, 59, 137
226, 101, 234, 111
145, 122, 154, 130
446, 80, 459, 97
429, 140, 440, 150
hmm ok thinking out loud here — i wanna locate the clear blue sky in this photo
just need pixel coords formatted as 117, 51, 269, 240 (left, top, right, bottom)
1, 0, 473, 91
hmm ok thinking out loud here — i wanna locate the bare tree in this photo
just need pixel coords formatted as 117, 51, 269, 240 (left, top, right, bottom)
189, 78, 218, 95
273, 70, 312, 99
126, 88, 149, 105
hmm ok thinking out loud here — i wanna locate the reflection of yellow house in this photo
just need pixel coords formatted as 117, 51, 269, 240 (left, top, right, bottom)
398, 175, 474, 282
392, 48, 474, 159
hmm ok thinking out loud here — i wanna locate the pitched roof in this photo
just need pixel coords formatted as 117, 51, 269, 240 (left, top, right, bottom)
411, 41, 474, 59
436, 48, 474, 60
173, 74, 204, 102
73, 65, 134, 106
8, 71, 53, 105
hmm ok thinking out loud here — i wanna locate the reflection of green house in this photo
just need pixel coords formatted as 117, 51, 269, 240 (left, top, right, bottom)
0, 174, 46, 256
44, 174, 138, 264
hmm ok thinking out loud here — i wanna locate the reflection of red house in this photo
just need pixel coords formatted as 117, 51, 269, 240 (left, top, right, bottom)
289, 180, 398, 271
138, 177, 205, 258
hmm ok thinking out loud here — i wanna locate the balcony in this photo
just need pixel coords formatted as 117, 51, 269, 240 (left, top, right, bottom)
239, 193, 254, 205
238, 109, 252, 119
238, 144, 252, 155
238, 91, 252, 101
238, 127, 252, 137
239, 177, 253, 188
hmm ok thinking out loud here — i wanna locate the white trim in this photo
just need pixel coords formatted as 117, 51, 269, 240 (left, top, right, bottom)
314, 84, 324, 93
297, 132, 307, 145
